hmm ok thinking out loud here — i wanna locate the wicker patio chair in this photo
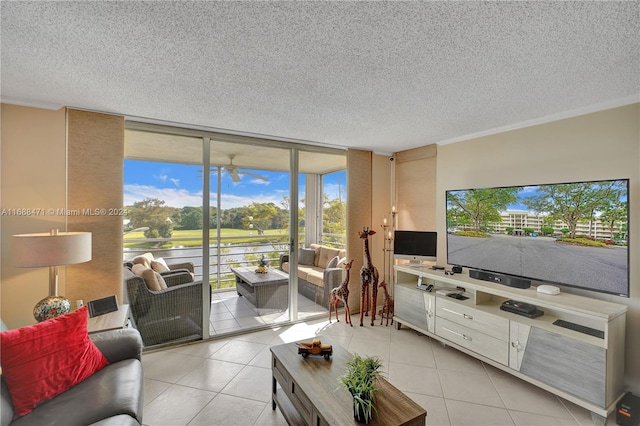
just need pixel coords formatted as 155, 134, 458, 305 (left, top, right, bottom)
124, 266, 205, 347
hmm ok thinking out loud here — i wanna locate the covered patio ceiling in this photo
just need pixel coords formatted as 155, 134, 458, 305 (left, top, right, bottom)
125, 128, 346, 175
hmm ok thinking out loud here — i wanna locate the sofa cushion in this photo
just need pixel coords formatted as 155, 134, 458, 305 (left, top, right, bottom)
309, 244, 322, 265
317, 246, 343, 269
297, 265, 318, 282
132, 264, 167, 291
326, 256, 339, 269
132, 253, 154, 268
305, 268, 325, 288
150, 258, 170, 273
298, 248, 316, 266
10, 360, 143, 426
0, 307, 108, 418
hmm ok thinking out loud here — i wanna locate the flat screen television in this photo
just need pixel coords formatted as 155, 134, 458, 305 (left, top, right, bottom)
394, 230, 437, 265
446, 178, 629, 297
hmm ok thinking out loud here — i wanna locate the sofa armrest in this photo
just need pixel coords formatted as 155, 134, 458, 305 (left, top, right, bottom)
169, 262, 194, 273
163, 271, 195, 287
90, 328, 143, 363
323, 267, 344, 290
279, 254, 289, 271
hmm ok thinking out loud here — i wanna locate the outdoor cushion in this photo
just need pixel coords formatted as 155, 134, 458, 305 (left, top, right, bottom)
150, 258, 170, 273
327, 256, 339, 269
298, 248, 316, 266
317, 246, 342, 269
131, 264, 167, 291
305, 269, 324, 287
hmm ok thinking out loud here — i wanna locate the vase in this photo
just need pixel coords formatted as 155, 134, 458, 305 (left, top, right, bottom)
352, 396, 372, 424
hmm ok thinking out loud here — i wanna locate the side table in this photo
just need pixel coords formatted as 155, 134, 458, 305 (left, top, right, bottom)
87, 304, 130, 334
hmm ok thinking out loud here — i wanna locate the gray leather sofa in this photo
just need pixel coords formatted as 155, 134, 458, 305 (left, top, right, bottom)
1, 328, 144, 426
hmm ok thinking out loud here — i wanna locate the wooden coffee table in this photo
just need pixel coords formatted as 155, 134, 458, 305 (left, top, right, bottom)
231, 266, 289, 310
270, 336, 426, 425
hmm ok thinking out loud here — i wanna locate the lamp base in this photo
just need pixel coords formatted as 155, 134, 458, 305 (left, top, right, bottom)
34, 295, 71, 322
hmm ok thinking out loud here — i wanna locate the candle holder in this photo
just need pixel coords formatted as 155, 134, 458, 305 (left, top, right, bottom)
380, 209, 398, 285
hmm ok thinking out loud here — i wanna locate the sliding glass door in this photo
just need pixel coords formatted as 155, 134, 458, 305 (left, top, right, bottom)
124, 123, 346, 345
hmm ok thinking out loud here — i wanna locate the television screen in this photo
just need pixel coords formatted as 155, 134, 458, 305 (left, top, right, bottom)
394, 230, 437, 264
446, 178, 629, 297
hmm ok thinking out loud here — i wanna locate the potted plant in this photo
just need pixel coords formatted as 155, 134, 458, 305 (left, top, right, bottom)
255, 254, 269, 273
339, 354, 383, 424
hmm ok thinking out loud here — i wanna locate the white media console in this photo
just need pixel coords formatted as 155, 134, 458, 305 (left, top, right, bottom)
393, 265, 627, 425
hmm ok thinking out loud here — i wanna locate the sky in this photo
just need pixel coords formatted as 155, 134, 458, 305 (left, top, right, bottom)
447, 180, 628, 214
124, 160, 346, 209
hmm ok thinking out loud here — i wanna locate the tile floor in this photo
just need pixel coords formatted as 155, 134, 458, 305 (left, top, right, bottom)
142, 312, 616, 426
208, 290, 328, 336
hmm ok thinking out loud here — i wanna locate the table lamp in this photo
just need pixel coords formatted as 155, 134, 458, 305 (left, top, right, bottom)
12, 229, 92, 322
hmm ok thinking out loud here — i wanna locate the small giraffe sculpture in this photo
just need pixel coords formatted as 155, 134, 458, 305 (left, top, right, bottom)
359, 227, 380, 327
328, 259, 355, 326
378, 281, 394, 326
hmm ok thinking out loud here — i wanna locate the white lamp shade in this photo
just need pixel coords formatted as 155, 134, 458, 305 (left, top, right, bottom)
12, 231, 92, 267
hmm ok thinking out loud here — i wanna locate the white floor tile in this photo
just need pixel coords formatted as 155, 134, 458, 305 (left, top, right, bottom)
209, 340, 268, 365
445, 399, 515, 426
177, 359, 245, 393
142, 384, 215, 426
188, 393, 266, 426
139, 294, 583, 426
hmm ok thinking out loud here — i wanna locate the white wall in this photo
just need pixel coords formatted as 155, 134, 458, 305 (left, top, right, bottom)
436, 103, 640, 394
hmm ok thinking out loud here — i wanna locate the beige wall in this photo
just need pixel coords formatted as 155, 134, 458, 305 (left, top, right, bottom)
1, 105, 125, 328
395, 144, 438, 232
435, 103, 640, 393
67, 110, 124, 305
346, 150, 392, 316
1, 105, 67, 328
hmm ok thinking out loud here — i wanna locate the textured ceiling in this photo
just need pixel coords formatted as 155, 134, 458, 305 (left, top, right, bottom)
2, 1, 638, 154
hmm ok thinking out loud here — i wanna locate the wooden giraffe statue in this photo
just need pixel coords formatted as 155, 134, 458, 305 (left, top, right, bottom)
359, 227, 380, 326
378, 281, 394, 326
328, 259, 355, 326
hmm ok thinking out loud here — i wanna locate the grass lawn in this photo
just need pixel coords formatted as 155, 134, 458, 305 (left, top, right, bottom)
124, 228, 288, 248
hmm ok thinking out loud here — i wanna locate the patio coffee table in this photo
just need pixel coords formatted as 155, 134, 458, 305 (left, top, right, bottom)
231, 266, 289, 310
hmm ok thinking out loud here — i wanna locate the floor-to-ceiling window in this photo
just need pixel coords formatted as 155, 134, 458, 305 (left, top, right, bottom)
124, 123, 346, 346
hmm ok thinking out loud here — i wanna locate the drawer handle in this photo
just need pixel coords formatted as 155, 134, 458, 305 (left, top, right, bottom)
511, 340, 524, 352
442, 307, 474, 320
443, 326, 473, 342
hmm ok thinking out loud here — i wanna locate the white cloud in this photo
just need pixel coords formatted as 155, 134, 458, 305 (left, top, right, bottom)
170, 178, 180, 187
124, 184, 287, 209
124, 184, 202, 208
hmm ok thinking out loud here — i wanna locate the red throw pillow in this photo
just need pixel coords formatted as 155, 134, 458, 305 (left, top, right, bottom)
0, 306, 108, 417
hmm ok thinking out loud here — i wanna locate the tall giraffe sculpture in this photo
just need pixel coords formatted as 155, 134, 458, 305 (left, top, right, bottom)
378, 281, 394, 326
359, 227, 380, 327
328, 259, 355, 326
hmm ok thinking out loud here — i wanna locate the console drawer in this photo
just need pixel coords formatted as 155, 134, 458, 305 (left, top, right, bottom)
436, 317, 509, 365
437, 299, 509, 341
289, 379, 312, 424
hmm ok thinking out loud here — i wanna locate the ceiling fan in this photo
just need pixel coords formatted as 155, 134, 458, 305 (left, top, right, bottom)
222, 155, 269, 183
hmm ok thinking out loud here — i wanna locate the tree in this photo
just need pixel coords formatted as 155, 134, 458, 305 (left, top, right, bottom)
447, 188, 520, 231
600, 199, 627, 240
126, 198, 175, 238
323, 194, 346, 242
245, 202, 278, 234
177, 206, 203, 230
523, 181, 626, 239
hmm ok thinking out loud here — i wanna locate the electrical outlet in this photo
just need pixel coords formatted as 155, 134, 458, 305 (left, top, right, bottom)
76, 299, 84, 309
